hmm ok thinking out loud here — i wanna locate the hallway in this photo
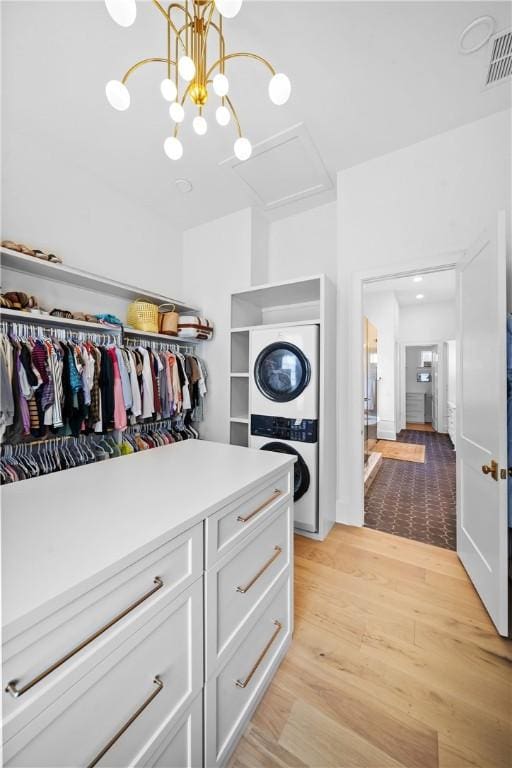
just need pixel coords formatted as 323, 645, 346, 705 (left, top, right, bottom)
364, 429, 456, 550
229, 525, 511, 768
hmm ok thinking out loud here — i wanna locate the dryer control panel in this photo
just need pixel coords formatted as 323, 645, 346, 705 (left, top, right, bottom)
251, 415, 318, 444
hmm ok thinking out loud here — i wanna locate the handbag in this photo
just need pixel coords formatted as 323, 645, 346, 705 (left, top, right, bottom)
158, 304, 179, 336
178, 315, 213, 340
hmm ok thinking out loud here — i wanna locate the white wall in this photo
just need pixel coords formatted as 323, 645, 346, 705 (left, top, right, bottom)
182, 208, 253, 444
338, 109, 511, 525
363, 291, 399, 440
267, 202, 337, 286
1, 128, 184, 305
398, 300, 456, 342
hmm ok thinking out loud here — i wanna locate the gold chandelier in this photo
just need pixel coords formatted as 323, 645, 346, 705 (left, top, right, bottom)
104, 0, 292, 161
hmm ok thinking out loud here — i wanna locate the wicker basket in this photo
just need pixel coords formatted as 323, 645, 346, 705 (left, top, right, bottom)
158, 303, 179, 336
127, 298, 159, 333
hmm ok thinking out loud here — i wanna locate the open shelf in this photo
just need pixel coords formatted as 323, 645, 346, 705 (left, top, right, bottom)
124, 328, 203, 345
230, 377, 249, 421
1, 247, 199, 314
0, 307, 122, 333
231, 275, 322, 329
231, 328, 250, 374
230, 417, 249, 424
230, 421, 249, 448
230, 372, 249, 378
230, 319, 321, 333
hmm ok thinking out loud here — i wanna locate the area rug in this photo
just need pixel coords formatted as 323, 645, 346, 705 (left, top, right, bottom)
374, 440, 426, 463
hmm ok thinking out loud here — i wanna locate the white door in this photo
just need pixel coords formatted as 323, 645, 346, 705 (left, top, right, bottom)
431, 348, 438, 431
457, 212, 508, 636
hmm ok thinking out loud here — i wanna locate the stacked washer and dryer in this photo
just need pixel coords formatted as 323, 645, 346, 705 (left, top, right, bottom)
249, 325, 320, 533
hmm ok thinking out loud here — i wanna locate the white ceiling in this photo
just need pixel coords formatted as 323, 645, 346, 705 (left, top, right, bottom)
2, 1, 511, 231
364, 269, 457, 306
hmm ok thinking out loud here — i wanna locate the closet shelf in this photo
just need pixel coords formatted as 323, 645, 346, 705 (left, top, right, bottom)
0, 307, 122, 333
1, 247, 199, 314
230, 372, 249, 378
230, 319, 321, 333
124, 328, 203, 345
230, 417, 249, 425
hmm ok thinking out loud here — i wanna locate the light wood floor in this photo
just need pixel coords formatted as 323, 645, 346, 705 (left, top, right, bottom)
406, 423, 435, 432
229, 524, 512, 768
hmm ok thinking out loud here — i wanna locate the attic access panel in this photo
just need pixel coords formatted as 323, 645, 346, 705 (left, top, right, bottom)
220, 123, 332, 210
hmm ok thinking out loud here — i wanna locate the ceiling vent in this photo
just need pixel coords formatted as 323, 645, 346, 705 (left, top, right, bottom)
485, 28, 512, 87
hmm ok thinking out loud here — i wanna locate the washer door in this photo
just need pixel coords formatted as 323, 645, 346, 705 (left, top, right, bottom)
260, 442, 310, 502
254, 342, 311, 403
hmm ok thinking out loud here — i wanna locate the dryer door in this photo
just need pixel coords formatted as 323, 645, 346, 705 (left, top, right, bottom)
260, 442, 310, 502
254, 342, 311, 403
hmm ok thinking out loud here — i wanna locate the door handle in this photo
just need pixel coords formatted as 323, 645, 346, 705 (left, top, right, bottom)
482, 460, 499, 481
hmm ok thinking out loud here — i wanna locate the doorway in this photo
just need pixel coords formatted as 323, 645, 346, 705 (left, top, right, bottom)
362, 269, 457, 550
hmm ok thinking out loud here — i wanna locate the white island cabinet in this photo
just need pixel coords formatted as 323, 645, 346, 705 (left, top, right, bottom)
1, 440, 295, 768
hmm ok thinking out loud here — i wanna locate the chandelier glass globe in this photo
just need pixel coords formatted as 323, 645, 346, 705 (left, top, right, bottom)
105, 80, 130, 110
268, 73, 291, 106
178, 55, 196, 82
169, 101, 185, 123
160, 78, 177, 102
105, 0, 136, 27
214, 0, 243, 19
164, 136, 184, 160
213, 73, 229, 97
193, 115, 208, 135
234, 137, 252, 161
216, 105, 231, 126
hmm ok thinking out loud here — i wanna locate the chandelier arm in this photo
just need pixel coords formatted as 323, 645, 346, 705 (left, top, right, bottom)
204, 20, 226, 67
172, 79, 194, 138
168, 3, 194, 53
224, 95, 242, 138
151, 0, 180, 37
121, 57, 175, 85
201, 2, 217, 58
206, 52, 277, 81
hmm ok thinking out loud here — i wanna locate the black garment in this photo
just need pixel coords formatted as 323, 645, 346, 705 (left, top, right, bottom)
99, 347, 115, 430
4, 342, 23, 444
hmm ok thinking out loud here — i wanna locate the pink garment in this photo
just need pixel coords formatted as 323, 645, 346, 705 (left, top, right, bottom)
108, 348, 127, 431
165, 352, 174, 413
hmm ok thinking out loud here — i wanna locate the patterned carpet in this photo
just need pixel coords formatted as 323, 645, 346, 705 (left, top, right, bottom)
364, 429, 456, 550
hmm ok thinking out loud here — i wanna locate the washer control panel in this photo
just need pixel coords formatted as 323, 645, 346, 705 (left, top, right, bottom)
251, 415, 318, 444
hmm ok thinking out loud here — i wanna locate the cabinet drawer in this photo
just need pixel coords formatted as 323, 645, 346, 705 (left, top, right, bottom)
4, 579, 203, 767
205, 575, 292, 768
205, 472, 290, 568
141, 692, 202, 768
206, 503, 292, 677
3, 524, 203, 743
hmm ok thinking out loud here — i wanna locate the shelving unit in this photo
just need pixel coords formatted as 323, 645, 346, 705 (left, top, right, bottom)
0, 247, 199, 313
229, 274, 337, 541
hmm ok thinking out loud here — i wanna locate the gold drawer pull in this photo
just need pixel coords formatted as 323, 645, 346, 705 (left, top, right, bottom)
235, 620, 283, 689
236, 546, 283, 594
5, 577, 164, 699
237, 489, 282, 523
86, 676, 163, 768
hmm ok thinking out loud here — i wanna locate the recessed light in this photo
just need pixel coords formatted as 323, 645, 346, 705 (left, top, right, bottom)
416, 294, 424, 300
413, 276, 423, 283
175, 178, 193, 193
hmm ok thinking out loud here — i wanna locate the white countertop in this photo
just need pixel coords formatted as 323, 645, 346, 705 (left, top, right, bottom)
1, 440, 294, 637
